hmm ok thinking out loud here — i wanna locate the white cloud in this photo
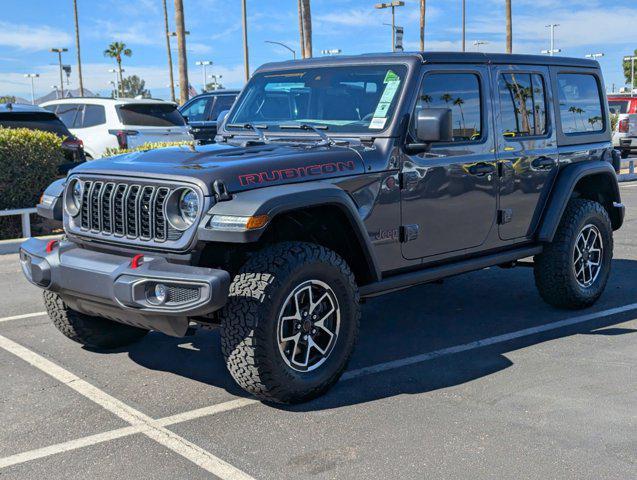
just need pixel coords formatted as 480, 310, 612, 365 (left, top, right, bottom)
0, 22, 72, 51
315, 8, 377, 27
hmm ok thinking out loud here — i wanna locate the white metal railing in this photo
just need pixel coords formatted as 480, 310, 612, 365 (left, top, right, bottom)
0, 207, 37, 238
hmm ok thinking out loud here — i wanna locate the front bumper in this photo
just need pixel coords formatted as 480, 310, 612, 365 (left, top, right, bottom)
19, 238, 231, 337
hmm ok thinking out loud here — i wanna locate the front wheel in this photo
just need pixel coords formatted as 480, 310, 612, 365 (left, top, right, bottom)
534, 199, 613, 309
219, 242, 360, 404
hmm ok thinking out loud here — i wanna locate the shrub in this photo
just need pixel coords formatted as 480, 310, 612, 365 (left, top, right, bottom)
103, 140, 195, 158
0, 127, 66, 239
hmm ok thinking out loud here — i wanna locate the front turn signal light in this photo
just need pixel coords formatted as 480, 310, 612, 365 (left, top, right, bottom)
209, 214, 269, 231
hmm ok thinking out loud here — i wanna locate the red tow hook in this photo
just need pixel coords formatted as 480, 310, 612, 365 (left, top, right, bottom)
46, 240, 59, 253
131, 254, 144, 269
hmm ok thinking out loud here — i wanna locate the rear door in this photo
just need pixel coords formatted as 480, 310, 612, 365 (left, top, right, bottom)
117, 103, 193, 147
492, 65, 559, 240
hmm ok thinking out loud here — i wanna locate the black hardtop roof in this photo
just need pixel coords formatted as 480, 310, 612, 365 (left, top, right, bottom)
256, 51, 598, 73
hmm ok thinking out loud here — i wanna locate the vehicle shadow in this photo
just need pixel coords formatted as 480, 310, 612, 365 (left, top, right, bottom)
124, 258, 637, 409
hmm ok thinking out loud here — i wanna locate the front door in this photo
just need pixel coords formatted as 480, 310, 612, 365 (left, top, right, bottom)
492, 65, 559, 240
401, 66, 498, 260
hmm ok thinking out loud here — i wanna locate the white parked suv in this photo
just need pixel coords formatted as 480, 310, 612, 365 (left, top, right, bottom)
40, 98, 193, 159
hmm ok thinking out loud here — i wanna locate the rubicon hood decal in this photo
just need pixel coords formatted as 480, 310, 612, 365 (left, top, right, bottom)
72, 142, 366, 195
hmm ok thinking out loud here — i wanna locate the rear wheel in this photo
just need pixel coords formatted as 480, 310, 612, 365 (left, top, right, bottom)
44, 291, 148, 349
534, 199, 613, 309
219, 242, 360, 404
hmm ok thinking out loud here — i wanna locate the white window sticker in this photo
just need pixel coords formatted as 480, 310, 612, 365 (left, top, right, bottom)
373, 70, 401, 119
369, 117, 387, 129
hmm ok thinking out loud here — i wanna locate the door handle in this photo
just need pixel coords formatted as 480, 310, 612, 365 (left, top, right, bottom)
532, 156, 556, 170
468, 163, 495, 176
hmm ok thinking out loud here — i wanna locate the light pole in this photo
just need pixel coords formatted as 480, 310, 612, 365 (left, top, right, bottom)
461, 0, 466, 52
473, 40, 488, 52
208, 74, 223, 90
542, 24, 561, 56
195, 60, 212, 92
375, 1, 404, 52
50, 48, 68, 98
108, 68, 123, 98
241, 0, 250, 83
265, 41, 296, 59
24, 74, 39, 104
162, 0, 176, 103
624, 55, 637, 91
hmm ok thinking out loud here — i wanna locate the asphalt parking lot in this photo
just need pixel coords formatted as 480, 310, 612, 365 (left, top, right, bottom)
1, 182, 636, 480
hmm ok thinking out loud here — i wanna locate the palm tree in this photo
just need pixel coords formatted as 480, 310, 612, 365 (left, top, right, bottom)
103, 42, 132, 97
298, 0, 306, 58
162, 0, 176, 103
72, 0, 84, 97
300, 0, 312, 58
420, 0, 426, 51
440, 93, 453, 104
505, 0, 512, 54
453, 97, 466, 131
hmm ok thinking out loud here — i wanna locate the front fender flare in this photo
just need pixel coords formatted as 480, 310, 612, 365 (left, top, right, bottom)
197, 182, 381, 282
538, 161, 622, 242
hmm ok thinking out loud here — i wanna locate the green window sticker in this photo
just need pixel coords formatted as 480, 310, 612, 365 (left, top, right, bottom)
373, 71, 401, 118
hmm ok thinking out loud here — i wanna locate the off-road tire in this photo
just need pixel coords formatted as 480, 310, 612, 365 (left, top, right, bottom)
219, 242, 360, 404
534, 198, 613, 309
44, 291, 148, 349
620, 150, 629, 159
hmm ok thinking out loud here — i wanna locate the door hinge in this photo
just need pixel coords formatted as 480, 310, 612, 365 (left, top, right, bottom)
400, 224, 419, 243
497, 162, 505, 177
498, 209, 513, 225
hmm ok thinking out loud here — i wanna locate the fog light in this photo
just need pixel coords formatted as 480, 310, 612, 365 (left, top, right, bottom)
154, 283, 169, 304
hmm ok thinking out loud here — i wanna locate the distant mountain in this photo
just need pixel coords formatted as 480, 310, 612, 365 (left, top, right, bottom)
35, 88, 96, 105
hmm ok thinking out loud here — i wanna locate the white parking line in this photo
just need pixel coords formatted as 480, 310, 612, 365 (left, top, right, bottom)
0, 334, 256, 480
0, 312, 46, 323
2, 302, 637, 472
343, 302, 637, 380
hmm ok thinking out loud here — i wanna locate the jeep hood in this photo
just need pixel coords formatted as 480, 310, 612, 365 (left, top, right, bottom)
71, 142, 366, 195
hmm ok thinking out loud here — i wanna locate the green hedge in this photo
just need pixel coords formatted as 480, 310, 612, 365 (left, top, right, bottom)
0, 127, 66, 239
103, 141, 195, 158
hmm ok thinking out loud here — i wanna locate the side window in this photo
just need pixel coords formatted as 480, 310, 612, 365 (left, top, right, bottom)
81, 105, 106, 128
210, 96, 236, 120
55, 104, 80, 128
557, 74, 604, 134
180, 97, 211, 122
416, 73, 482, 142
43, 105, 58, 114
498, 73, 548, 137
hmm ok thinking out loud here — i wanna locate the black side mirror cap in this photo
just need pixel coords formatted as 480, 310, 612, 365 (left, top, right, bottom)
415, 108, 453, 143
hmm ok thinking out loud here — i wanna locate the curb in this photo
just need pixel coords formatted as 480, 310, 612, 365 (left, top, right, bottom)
619, 174, 637, 182
0, 234, 63, 256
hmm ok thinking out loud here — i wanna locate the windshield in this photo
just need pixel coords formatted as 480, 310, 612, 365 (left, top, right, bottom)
226, 64, 407, 134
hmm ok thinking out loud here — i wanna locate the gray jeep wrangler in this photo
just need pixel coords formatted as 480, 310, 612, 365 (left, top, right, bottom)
21, 53, 624, 404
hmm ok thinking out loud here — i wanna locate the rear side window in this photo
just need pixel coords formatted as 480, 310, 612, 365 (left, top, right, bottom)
117, 104, 186, 126
78, 105, 106, 128
180, 97, 211, 122
0, 112, 71, 137
210, 95, 236, 119
55, 104, 81, 128
557, 74, 604, 134
415, 73, 482, 142
498, 73, 548, 137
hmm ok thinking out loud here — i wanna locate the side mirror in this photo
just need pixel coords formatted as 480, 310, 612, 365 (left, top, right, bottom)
216, 110, 230, 127
415, 108, 453, 143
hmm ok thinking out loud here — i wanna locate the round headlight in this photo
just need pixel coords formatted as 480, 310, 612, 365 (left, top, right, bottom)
178, 189, 199, 226
65, 179, 82, 217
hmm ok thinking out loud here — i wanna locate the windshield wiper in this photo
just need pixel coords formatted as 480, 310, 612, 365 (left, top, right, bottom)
226, 123, 269, 144
280, 123, 334, 146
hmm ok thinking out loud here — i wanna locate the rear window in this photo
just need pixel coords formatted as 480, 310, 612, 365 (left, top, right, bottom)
608, 100, 628, 114
557, 74, 604, 134
117, 103, 185, 126
0, 112, 71, 137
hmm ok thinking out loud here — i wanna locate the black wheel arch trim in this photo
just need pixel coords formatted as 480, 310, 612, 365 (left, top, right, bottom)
198, 182, 382, 282
538, 160, 623, 243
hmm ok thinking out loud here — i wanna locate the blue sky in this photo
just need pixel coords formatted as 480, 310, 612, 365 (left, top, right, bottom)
1, 0, 635, 100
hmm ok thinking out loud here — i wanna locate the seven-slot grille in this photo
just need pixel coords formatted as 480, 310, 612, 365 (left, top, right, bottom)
78, 180, 172, 242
